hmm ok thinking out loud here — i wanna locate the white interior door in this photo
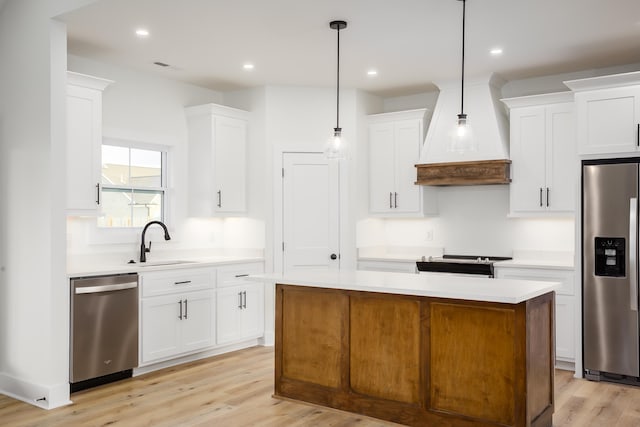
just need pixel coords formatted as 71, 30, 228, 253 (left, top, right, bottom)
283, 152, 340, 273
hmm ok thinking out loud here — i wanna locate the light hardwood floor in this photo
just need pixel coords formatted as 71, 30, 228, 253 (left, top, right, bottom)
1, 346, 640, 426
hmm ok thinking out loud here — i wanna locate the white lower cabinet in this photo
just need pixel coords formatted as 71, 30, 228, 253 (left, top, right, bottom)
140, 268, 216, 365
216, 283, 264, 345
141, 289, 214, 363
139, 262, 265, 367
494, 266, 576, 367
216, 262, 265, 345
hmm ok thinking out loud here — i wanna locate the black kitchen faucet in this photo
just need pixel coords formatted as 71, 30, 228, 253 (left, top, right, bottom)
140, 220, 171, 262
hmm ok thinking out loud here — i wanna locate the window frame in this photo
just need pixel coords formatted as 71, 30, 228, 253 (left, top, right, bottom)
97, 136, 171, 233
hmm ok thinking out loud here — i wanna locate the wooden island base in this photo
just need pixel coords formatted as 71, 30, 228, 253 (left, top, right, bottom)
275, 284, 554, 427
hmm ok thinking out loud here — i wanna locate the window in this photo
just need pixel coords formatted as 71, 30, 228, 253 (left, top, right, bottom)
97, 143, 168, 228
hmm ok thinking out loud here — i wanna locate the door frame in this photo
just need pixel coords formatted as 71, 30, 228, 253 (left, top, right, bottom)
273, 149, 347, 275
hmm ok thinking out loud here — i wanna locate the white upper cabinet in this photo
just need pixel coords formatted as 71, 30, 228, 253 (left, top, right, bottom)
502, 92, 576, 215
186, 103, 249, 216
66, 71, 112, 214
368, 109, 437, 217
565, 72, 640, 155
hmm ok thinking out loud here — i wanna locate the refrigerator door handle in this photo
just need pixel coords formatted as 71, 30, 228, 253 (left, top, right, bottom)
630, 197, 638, 312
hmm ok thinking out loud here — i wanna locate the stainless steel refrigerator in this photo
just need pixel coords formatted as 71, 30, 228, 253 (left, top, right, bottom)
583, 159, 640, 383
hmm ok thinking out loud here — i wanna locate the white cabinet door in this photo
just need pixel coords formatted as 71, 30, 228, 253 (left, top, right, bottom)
555, 295, 575, 362
216, 286, 243, 345
214, 116, 247, 213
576, 86, 640, 155
141, 294, 182, 363
505, 94, 575, 215
239, 283, 264, 339
546, 103, 576, 212
369, 123, 396, 213
216, 283, 264, 345
181, 290, 215, 353
394, 120, 422, 214
66, 72, 112, 214
186, 103, 249, 216
510, 106, 546, 212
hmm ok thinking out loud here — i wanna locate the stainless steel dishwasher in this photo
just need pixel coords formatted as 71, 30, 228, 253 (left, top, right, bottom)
70, 273, 138, 392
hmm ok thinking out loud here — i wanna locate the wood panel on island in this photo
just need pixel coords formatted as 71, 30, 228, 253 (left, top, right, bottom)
275, 284, 554, 427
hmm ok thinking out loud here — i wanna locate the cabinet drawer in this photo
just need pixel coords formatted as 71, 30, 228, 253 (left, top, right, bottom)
141, 268, 215, 297
494, 267, 575, 295
217, 262, 264, 288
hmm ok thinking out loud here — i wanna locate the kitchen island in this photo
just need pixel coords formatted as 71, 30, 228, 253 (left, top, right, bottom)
250, 270, 558, 427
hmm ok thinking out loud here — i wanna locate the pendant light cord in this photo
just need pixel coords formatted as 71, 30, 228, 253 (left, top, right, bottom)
460, 0, 466, 116
336, 26, 341, 130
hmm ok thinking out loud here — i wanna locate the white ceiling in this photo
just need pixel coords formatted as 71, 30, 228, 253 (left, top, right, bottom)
60, 0, 640, 97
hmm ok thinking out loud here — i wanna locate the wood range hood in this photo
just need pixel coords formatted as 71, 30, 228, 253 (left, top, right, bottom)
415, 159, 511, 186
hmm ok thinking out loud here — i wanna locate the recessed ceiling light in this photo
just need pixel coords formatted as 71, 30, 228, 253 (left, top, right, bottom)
135, 28, 149, 37
490, 48, 503, 56
367, 70, 378, 76
243, 63, 255, 70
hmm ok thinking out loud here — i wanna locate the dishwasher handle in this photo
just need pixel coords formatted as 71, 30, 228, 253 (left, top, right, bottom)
75, 282, 138, 294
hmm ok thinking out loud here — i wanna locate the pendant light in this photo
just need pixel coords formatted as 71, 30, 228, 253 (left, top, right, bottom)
325, 20, 348, 159
450, 0, 476, 153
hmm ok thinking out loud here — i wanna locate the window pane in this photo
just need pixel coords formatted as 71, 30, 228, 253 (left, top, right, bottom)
102, 145, 130, 185
131, 148, 162, 187
98, 188, 133, 227
131, 189, 163, 227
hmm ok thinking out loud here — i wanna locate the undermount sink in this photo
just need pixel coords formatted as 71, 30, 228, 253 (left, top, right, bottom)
135, 260, 196, 267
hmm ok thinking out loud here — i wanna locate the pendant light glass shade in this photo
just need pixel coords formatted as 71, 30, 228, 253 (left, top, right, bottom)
448, 0, 476, 154
326, 127, 345, 159
449, 113, 476, 153
325, 20, 348, 160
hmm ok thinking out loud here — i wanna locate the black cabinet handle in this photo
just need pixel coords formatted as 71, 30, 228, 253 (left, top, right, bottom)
637, 123, 639, 147
394, 192, 398, 208
178, 300, 183, 320
539, 188, 543, 207
217, 190, 222, 208
184, 299, 188, 319
238, 292, 243, 309
174, 280, 191, 285
242, 291, 247, 309
235, 274, 249, 278
330, 253, 337, 260
96, 183, 100, 205
546, 187, 550, 207
389, 192, 392, 209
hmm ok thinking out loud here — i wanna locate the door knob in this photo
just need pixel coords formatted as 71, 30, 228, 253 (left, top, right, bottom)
330, 253, 337, 260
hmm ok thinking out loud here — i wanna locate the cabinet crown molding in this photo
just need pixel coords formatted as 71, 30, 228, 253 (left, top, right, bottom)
67, 71, 113, 91
564, 71, 640, 92
185, 103, 249, 119
501, 91, 574, 109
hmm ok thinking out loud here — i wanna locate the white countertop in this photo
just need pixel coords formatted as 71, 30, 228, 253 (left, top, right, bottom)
247, 269, 559, 304
67, 256, 264, 277
493, 259, 574, 270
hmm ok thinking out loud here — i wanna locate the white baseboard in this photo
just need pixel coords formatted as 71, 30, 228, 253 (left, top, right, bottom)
0, 373, 71, 409
261, 330, 275, 347
555, 359, 575, 372
134, 338, 263, 376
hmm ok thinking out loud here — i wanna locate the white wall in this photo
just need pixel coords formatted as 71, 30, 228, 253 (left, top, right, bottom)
0, 0, 76, 409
